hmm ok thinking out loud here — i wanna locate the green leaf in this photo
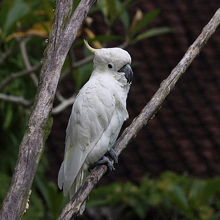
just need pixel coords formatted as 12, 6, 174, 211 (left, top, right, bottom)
130, 9, 160, 37
120, 10, 130, 30
168, 185, 189, 211
112, 0, 133, 28
126, 196, 148, 219
134, 27, 172, 42
106, 0, 118, 22
3, 0, 30, 34
97, 0, 135, 28
189, 180, 208, 207
97, 0, 117, 25
0, 0, 12, 28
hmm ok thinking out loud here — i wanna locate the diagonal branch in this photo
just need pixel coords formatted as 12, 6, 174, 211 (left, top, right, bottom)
0, 1, 96, 220
52, 94, 75, 114
0, 64, 41, 91
58, 8, 220, 220
0, 93, 32, 107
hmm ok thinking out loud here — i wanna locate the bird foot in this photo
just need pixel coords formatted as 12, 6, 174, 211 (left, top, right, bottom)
106, 148, 118, 164
89, 156, 115, 172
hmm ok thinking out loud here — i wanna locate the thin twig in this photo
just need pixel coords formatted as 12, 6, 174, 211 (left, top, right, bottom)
58, 8, 220, 220
0, 1, 96, 220
56, 90, 65, 102
60, 56, 94, 81
20, 38, 39, 86
73, 55, 93, 68
0, 64, 41, 91
52, 95, 75, 114
0, 93, 31, 107
0, 90, 74, 113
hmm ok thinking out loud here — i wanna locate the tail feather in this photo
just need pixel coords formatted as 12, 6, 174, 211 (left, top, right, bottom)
58, 163, 88, 214
69, 167, 88, 214
69, 167, 87, 199
58, 162, 64, 190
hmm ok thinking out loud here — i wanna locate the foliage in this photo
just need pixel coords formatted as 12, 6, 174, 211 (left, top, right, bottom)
87, 172, 220, 220
1, 170, 219, 220
0, 0, 172, 219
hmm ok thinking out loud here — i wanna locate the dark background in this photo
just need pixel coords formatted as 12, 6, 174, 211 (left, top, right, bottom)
48, 0, 220, 183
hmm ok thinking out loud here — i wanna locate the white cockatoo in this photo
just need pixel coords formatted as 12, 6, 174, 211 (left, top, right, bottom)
58, 41, 133, 204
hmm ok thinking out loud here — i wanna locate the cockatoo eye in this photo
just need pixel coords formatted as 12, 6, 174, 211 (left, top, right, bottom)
108, 63, 113, 69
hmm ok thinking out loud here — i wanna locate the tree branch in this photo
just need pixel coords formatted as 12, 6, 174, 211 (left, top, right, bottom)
73, 55, 93, 68
19, 38, 39, 86
0, 64, 41, 91
52, 94, 75, 115
0, 93, 31, 107
56, 90, 66, 102
58, 8, 220, 220
0, 0, 96, 219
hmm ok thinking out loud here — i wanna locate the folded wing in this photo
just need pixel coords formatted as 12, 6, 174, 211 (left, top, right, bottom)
58, 81, 115, 194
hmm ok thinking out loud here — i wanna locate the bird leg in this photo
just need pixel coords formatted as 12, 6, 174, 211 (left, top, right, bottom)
89, 149, 118, 172
89, 156, 115, 172
106, 148, 118, 164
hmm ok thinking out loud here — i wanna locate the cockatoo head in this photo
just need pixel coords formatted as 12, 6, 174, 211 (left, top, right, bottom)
84, 40, 133, 83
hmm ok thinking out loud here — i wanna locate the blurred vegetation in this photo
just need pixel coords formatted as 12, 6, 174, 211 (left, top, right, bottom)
87, 171, 220, 220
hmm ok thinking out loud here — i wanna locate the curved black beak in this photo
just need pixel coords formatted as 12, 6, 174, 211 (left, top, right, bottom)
118, 64, 133, 83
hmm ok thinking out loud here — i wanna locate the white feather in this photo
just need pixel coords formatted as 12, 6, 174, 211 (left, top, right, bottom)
58, 46, 131, 201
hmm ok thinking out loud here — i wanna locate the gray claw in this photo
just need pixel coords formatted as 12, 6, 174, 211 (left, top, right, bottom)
90, 156, 115, 171
107, 148, 118, 164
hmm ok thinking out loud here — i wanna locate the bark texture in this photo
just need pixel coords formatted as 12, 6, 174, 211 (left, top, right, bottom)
0, 1, 96, 220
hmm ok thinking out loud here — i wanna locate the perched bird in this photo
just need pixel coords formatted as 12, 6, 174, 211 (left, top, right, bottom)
58, 41, 133, 208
